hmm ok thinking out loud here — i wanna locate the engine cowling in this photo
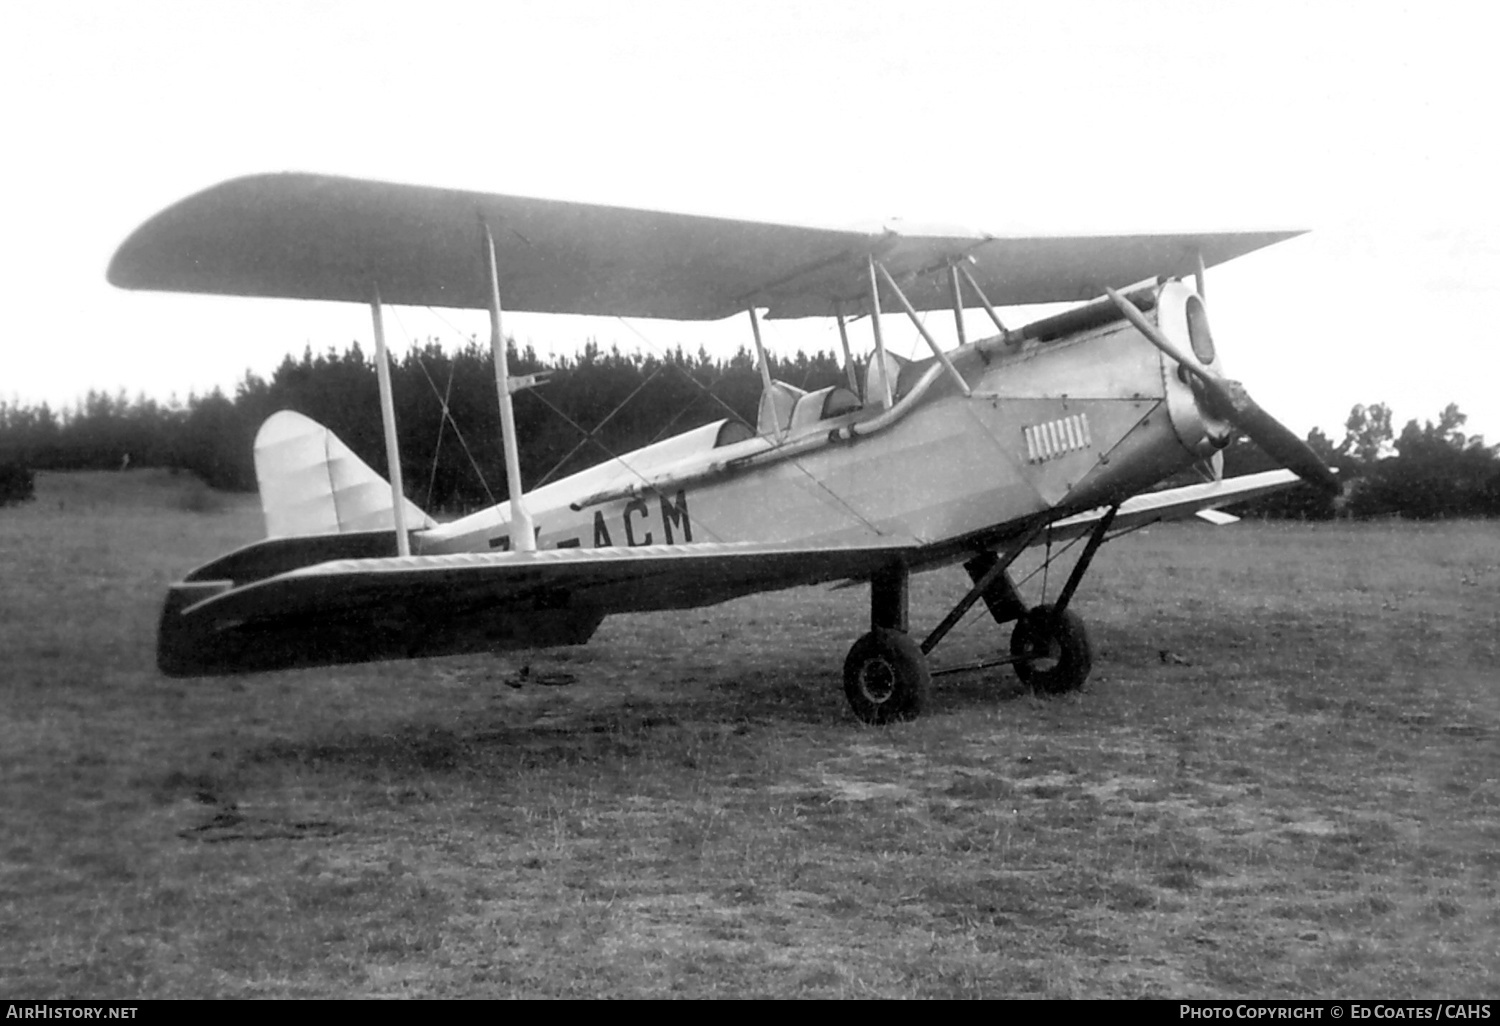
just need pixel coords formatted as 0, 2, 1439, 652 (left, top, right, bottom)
1154, 280, 1235, 459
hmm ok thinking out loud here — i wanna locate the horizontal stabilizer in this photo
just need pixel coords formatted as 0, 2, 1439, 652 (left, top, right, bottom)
254, 410, 436, 538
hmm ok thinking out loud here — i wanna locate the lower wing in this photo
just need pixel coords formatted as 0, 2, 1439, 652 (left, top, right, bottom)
1045, 468, 1302, 541
158, 471, 1302, 677
158, 539, 917, 676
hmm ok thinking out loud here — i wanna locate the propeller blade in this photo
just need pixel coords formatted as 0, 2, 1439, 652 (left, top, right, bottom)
1103, 287, 1342, 497
1199, 378, 1341, 495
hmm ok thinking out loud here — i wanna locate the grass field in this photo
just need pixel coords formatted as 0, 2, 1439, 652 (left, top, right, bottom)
1, 470, 1496, 998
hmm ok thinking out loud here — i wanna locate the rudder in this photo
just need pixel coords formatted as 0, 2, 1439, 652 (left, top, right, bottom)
253, 410, 436, 538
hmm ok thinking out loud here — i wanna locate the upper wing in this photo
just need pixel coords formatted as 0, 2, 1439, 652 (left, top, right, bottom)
1044, 469, 1302, 542
109, 172, 1303, 320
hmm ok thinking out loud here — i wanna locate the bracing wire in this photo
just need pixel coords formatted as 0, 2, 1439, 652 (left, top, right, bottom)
532, 363, 668, 488
407, 305, 882, 540
415, 307, 693, 501
424, 361, 454, 510
387, 308, 497, 507
612, 317, 756, 433
1015, 530, 1085, 592
413, 359, 497, 507
645, 375, 711, 445
407, 307, 746, 537
614, 315, 886, 536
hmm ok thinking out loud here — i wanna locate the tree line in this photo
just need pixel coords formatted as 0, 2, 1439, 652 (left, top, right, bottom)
1220, 400, 1500, 519
0, 340, 845, 511
1, 341, 1496, 518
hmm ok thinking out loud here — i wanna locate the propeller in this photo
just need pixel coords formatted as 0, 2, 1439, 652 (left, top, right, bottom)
1104, 286, 1341, 497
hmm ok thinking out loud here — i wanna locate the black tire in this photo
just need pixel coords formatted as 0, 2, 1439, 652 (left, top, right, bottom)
1010, 604, 1092, 695
843, 628, 931, 724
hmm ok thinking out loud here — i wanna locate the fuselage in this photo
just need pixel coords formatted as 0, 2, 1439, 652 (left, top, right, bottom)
419, 280, 1228, 569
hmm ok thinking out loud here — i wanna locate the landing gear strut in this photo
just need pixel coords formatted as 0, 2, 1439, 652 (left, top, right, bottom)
924, 542, 1094, 695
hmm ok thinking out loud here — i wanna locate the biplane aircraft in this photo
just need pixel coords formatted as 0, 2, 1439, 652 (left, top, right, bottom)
107, 173, 1337, 723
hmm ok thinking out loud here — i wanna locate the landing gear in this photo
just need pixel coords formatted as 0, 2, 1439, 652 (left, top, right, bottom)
843, 563, 929, 724
923, 550, 1096, 697
843, 628, 930, 723
1010, 604, 1092, 694
840, 508, 1117, 721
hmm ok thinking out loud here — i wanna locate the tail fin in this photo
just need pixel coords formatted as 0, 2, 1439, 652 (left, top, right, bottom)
253, 411, 437, 538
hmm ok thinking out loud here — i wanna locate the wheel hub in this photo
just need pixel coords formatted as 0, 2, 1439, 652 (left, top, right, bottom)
842, 628, 931, 724
856, 656, 897, 704
1022, 629, 1062, 671
1009, 604, 1093, 696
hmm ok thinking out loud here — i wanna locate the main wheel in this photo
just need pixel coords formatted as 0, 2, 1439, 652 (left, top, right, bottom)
1010, 604, 1092, 695
843, 628, 931, 724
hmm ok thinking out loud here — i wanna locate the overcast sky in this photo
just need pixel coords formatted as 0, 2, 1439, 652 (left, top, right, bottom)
6, 1, 1497, 442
